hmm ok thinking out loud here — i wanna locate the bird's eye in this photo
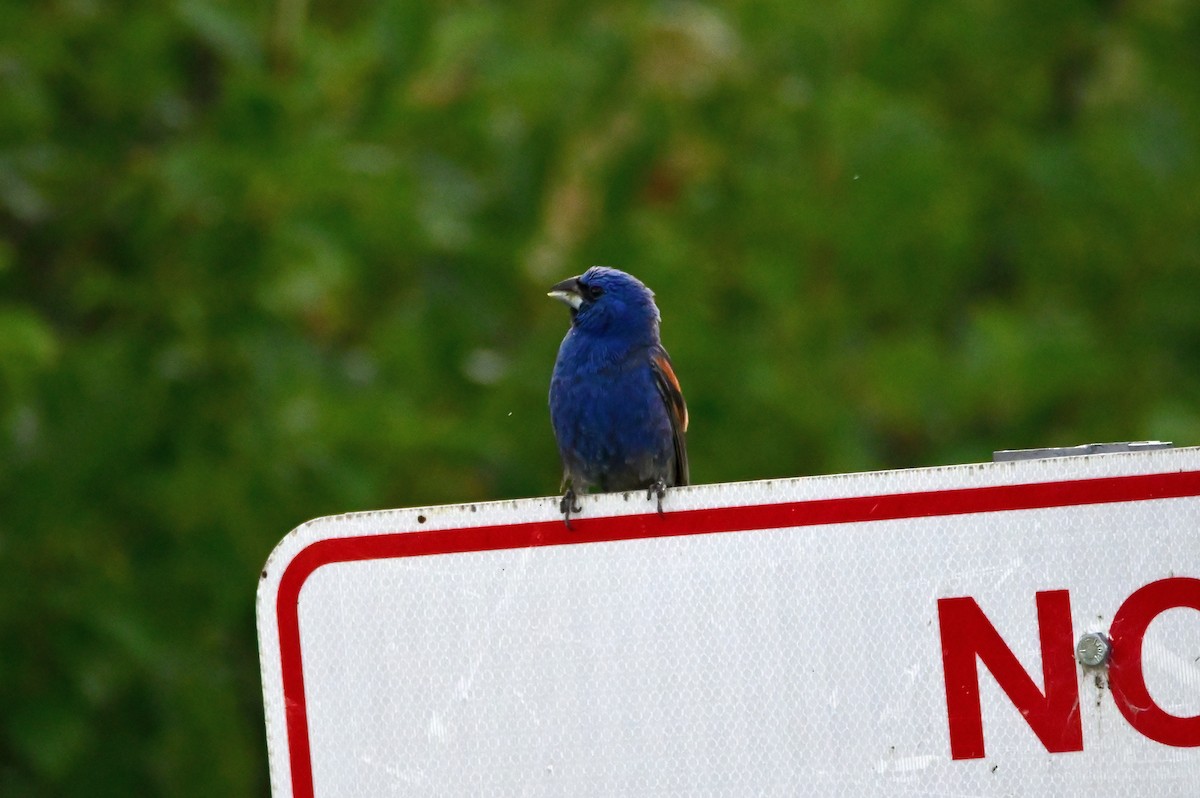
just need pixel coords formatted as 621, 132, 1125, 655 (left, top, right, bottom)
583, 282, 604, 300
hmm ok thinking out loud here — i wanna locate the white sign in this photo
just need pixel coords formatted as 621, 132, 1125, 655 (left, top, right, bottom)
258, 447, 1200, 796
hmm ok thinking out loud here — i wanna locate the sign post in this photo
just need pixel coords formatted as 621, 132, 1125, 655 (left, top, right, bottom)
258, 446, 1200, 796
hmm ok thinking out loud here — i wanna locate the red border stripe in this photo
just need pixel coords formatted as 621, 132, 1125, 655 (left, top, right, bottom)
274, 470, 1200, 797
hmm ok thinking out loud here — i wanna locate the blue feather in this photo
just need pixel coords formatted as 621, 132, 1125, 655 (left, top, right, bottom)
548, 267, 688, 501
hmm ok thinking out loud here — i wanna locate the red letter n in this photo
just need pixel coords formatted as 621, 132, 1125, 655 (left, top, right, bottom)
937, 590, 1082, 760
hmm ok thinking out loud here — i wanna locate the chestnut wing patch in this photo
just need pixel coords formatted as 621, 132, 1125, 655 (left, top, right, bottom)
650, 349, 689, 486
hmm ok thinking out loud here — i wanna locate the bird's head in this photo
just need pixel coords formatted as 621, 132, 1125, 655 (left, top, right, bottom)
548, 266, 661, 338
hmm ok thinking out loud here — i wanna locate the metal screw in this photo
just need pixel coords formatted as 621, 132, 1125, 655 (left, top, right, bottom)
1076, 632, 1111, 667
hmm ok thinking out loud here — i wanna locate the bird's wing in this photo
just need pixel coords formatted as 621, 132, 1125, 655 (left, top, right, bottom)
650, 347, 689, 486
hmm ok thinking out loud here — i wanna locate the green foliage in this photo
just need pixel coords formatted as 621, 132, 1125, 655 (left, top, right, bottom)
2, 1, 1199, 793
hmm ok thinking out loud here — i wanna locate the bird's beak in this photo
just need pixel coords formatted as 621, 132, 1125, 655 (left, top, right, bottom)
547, 276, 584, 310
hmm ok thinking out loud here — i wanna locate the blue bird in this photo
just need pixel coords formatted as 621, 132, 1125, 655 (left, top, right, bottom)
548, 266, 689, 526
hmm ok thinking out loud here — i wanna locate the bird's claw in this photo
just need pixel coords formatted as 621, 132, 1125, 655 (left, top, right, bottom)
560, 489, 582, 529
647, 480, 666, 515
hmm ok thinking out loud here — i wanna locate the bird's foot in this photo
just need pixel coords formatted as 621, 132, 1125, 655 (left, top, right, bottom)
646, 480, 666, 515
559, 489, 582, 529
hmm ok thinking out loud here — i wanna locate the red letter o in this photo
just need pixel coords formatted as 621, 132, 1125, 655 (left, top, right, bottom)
1108, 577, 1200, 747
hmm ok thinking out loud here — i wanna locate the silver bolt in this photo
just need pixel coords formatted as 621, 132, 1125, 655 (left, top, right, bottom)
1076, 632, 1111, 667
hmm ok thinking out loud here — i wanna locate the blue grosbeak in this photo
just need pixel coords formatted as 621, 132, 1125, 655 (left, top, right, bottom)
548, 266, 689, 526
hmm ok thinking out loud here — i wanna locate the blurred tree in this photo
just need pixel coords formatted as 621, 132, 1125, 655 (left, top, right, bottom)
1, 0, 1198, 794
